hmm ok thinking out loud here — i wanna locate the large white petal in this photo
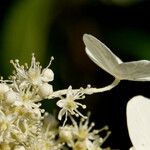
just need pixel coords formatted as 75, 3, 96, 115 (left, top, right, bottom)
118, 60, 150, 81
83, 34, 150, 81
83, 34, 123, 78
127, 95, 150, 150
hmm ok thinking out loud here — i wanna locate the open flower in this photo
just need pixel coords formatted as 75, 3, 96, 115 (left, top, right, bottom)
71, 114, 110, 150
83, 34, 150, 81
10, 53, 54, 87
127, 95, 150, 150
56, 86, 86, 125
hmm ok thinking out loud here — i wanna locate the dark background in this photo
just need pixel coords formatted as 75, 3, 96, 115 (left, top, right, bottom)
0, 0, 150, 149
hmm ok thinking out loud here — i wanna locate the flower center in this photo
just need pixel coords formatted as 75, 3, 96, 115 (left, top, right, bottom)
66, 97, 76, 111
78, 128, 88, 140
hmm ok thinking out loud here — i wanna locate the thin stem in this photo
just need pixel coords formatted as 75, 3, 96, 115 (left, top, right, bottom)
47, 78, 120, 100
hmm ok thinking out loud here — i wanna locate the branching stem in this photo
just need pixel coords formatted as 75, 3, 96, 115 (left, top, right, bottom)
47, 78, 120, 99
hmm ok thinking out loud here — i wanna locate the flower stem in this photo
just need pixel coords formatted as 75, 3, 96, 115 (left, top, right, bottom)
47, 78, 120, 100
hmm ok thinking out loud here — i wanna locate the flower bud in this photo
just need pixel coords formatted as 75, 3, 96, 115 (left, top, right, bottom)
4, 90, 19, 104
38, 83, 53, 98
42, 68, 54, 82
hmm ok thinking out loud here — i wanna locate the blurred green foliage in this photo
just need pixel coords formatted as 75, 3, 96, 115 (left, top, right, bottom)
106, 28, 150, 60
1, 0, 55, 75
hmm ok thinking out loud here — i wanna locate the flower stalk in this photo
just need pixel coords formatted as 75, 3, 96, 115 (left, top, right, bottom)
48, 78, 120, 100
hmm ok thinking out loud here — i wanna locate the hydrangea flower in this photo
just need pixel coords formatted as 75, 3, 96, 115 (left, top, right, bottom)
4, 34, 148, 149
0, 53, 112, 150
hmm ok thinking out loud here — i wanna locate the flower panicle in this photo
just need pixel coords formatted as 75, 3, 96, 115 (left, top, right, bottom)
0, 53, 111, 150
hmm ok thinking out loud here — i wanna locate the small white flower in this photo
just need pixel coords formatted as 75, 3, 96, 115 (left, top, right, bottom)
71, 115, 110, 150
127, 95, 150, 150
4, 85, 43, 120
57, 86, 86, 125
83, 34, 150, 81
10, 53, 54, 86
71, 116, 96, 141
59, 125, 74, 147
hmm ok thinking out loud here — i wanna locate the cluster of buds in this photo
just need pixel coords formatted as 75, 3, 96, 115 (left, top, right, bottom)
0, 52, 111, 150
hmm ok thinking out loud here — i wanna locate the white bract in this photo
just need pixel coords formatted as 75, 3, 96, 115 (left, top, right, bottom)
127, 95, 150, 150
83, 34, 150, 81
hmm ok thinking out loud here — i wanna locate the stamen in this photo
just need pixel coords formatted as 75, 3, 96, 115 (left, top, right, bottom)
46, 56, 54, 68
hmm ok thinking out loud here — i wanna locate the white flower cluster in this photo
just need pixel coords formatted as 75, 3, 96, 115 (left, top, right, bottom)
0, 53, 111, 150
1, 33, 149, 150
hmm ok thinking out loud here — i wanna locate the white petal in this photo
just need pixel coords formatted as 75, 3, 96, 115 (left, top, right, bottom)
56, 99, 66, 107
83, 34, 150, 81
118, 60, 150, 81
42, 68, 54, 82
83, 34, 123, 78
58, 109, 66, 120
127, 95, 150, 150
